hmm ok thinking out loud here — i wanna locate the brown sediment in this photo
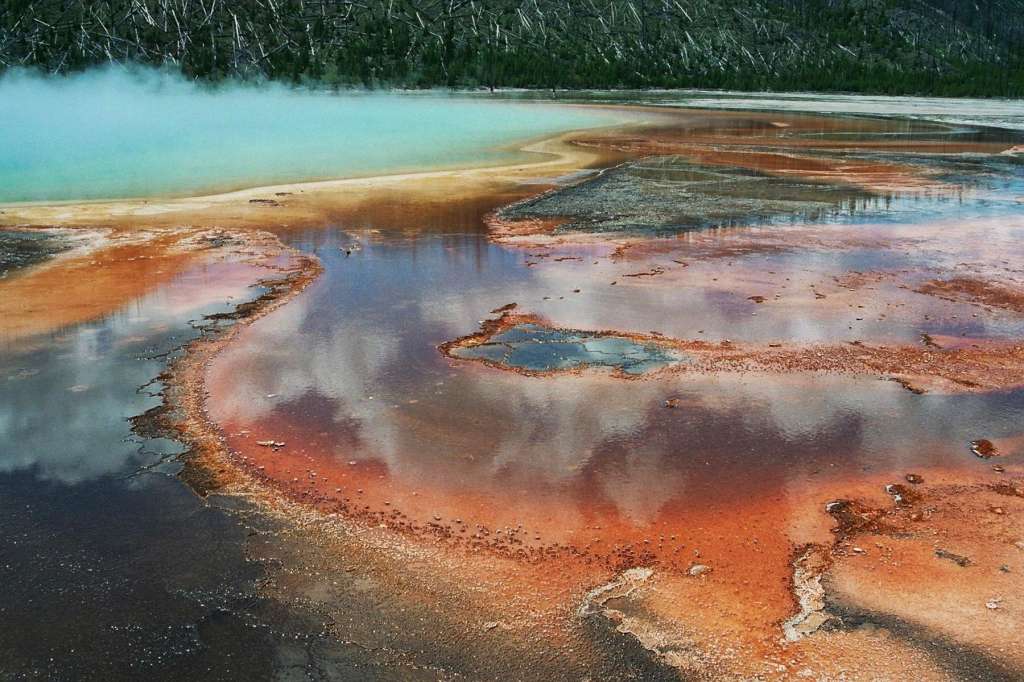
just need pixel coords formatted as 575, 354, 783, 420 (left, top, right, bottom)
442, 311, 1024, 393
917, 277, 1024, 314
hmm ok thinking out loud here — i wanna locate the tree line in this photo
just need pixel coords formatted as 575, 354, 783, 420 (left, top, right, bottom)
2, 0, 1023, 95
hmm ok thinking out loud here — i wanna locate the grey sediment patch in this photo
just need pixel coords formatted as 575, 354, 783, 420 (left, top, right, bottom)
0, 228, 72, 278
577, 568, 695, 681
822, 595, 1024, 681
781, 544, 833, 642
496, 155, 874, 236
448, 322, 686, 375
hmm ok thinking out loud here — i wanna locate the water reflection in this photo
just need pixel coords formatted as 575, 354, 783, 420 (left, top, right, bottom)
0, 261, 264, 482
0, 253, 348, 678
209, 229, 1024, 537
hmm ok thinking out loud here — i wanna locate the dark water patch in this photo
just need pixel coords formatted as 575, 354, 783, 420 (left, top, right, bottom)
0, 257, 335, 678
0, 229, 70, 278
0, 472, 282, 680
499, 156, 878, 236
450, 322, 685, 375
823, 598, 1023, 682
499, 145, 1024, 236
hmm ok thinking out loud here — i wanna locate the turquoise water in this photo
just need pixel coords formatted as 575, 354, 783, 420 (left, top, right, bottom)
452, 323, 684, 374
0, 68, 620, 203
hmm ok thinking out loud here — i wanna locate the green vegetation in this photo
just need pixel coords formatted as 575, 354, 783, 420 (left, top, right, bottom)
3, 0, 1023, 95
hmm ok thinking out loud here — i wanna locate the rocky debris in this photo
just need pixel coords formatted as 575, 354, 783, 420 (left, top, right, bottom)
247, 198, 281, 207
889, 376, 927, 395
825, 499, 888, 536
990, 482, 1024, 498
971, 439, 1000, 459
482, 620, 512, 631
885, 483, 921, 507
622, 267, 665, 278
664, 398, 681, 408
906, 473, 924, 485
747, 295, 766, 303
577, 567, 653, 619
256, 440, 286, 448
916, 277, 1024, 315
935, 548, 972, 567
782, 545, 831, 642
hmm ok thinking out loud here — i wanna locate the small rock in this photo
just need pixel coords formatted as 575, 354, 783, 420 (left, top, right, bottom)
688, 563, 710, 576
935, 548, 971, 567
905, 473, 924, 485
664, 398, 681, 409
971, 439, 1000, 459
986, 598, 1002, 610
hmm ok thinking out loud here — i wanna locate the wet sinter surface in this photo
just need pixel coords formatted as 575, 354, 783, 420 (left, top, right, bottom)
200, 109, 1024, 677
2, 100, 1024, 679
208, 227, 1024, 537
